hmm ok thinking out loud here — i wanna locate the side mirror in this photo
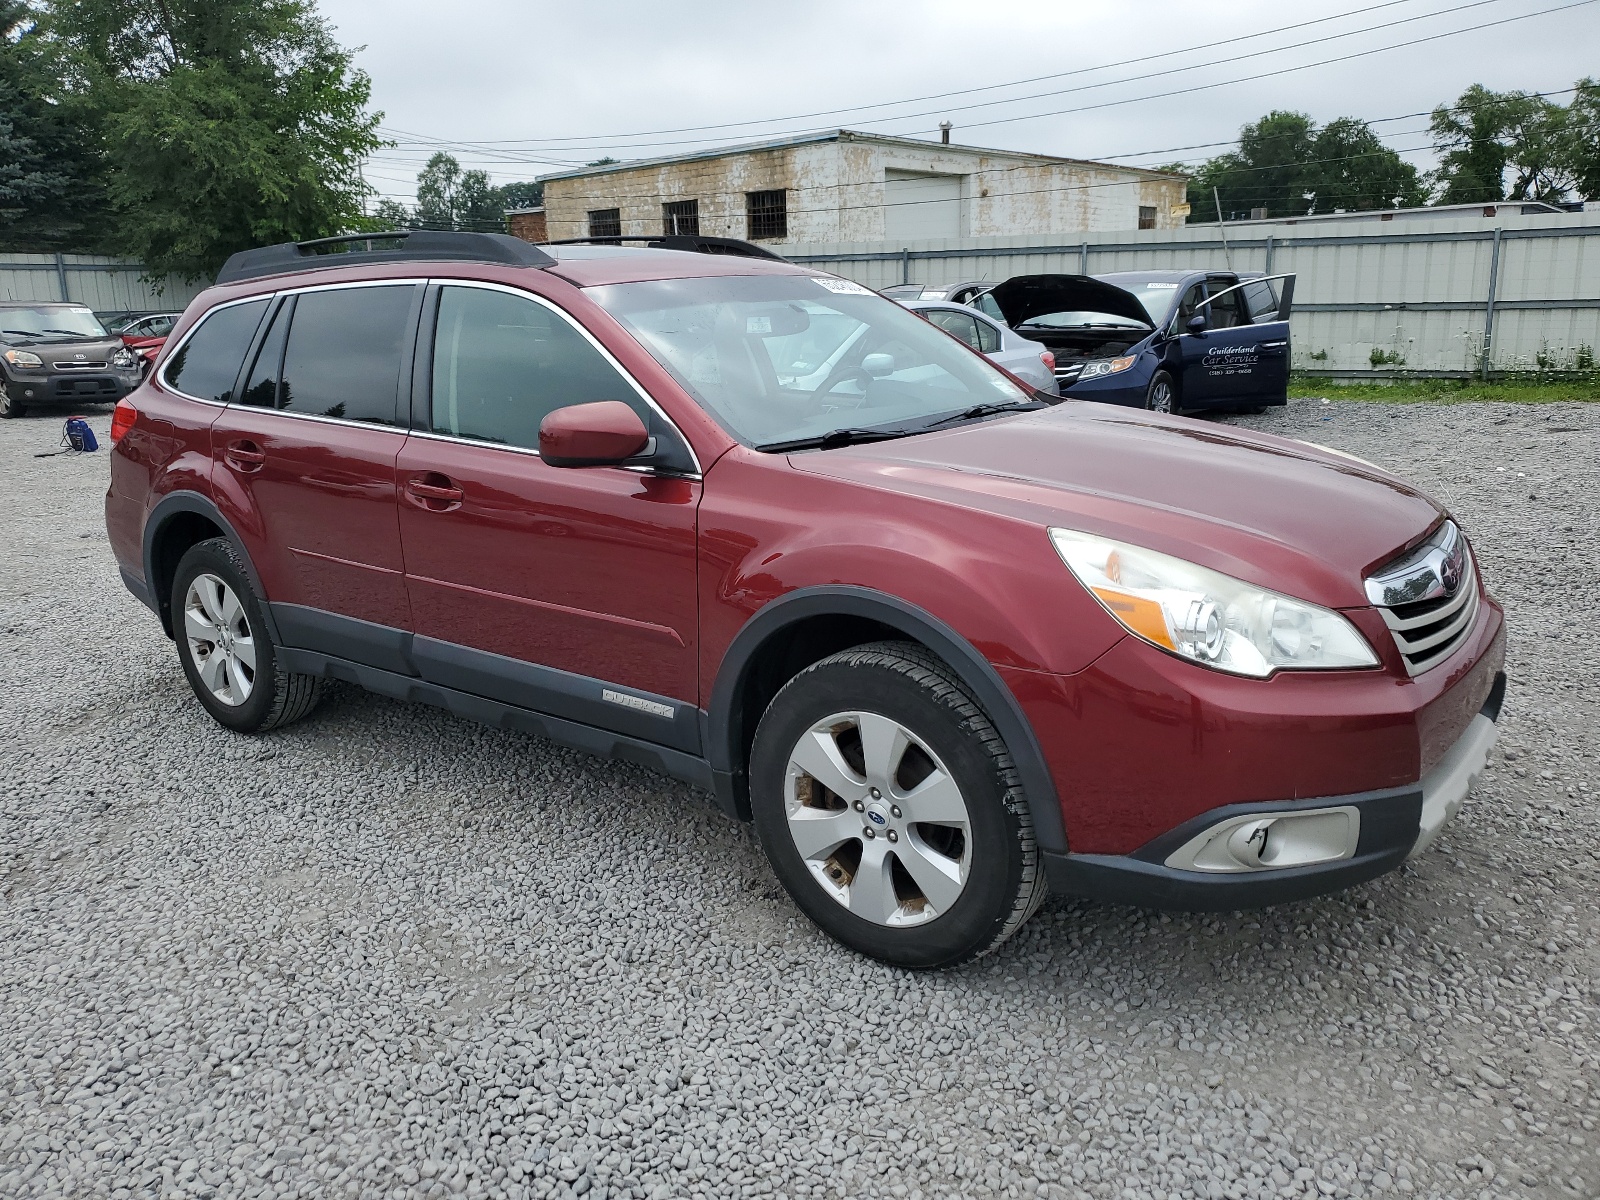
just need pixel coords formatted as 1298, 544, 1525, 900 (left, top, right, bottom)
1186, 314, 1208, 334
539, 401, 651, 468
861, 352, 896, 378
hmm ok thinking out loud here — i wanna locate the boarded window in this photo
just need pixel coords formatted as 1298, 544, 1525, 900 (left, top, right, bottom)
1138, 205, 1157, 230
662, 199, 699, 236
746, 190, 787, 240
588, 209, 621, 241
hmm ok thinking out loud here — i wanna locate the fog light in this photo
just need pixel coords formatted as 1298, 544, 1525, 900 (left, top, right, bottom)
1165, 806, 1361, 873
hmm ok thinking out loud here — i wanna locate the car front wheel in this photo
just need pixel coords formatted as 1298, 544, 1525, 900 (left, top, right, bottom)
750, 642, 1046, 968
0, 382, 25, 418
171, 538, 322, 733
1145, 370, 1176, 414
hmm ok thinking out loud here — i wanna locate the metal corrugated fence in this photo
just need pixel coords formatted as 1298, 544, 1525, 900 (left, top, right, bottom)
0, 254, 206, 315
775, 210, 1600, 377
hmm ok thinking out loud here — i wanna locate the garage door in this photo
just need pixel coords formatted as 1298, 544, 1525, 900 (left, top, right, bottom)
884, 170, 963, 241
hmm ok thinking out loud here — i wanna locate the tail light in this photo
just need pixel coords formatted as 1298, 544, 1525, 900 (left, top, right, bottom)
110, 398, 137, 444
1039, 350, 1057, 372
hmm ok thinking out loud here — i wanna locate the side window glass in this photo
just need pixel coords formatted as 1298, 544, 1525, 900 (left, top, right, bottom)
1243, 281, 1278, 321
278, 285, 414, 424
239, 299, 290, 408
1206, 284, 1244, 329
927, 310, 981, 350
163, 300, 268, 403
974, 317, 1002, 354
973, 292, 1004, 322
1177, 284, 1205, 325
431, 286, 644, 451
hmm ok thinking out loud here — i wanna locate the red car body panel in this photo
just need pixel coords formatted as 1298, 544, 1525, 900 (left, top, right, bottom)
106, 246, 1508, 912
395, 437, 701, 703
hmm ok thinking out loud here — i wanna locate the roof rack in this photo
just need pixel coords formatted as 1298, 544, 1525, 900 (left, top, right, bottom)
542, 235, 787, 262
215, 230, 556, 285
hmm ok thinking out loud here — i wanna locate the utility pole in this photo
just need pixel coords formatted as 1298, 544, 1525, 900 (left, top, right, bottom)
1213, 186, 1235, 273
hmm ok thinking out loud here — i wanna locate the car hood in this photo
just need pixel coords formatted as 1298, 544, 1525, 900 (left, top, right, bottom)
984, 275, 1153, 329
0, 335, 126, 364
788, 404, 1447, 609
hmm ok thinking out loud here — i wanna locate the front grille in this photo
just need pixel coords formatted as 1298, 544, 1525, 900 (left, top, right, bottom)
1367, 522, 1480, 676
54, 359, 108, 371
1054, 363, 1083, 383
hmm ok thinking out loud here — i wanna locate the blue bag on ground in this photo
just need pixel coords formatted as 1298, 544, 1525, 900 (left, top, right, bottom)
65, 417, 98, 452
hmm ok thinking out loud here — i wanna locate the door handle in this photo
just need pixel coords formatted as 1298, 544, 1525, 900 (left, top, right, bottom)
405, 472, 464, 512
224, 439, 265, 472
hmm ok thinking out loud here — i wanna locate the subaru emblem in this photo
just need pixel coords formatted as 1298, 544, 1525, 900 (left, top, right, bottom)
1440, 549, 1462, 594
867, 810, 887, 825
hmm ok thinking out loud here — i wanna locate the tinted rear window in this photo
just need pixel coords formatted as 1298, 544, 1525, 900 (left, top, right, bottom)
163, 300, 268, 403
278, 285, 416, 424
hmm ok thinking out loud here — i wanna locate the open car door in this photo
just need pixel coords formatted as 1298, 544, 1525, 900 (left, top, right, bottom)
1172, 273, 1296, 410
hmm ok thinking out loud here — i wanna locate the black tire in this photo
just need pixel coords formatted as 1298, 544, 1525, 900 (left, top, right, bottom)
170, 538, 321, 733
749, 641, 1046, 968
0, 382, 26, 419
1145, 370, 1177, 415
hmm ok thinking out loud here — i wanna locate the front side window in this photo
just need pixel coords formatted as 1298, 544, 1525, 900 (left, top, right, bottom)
590, 274, 1035, 449
1242, 280, 1279, 321
925, 309, 982, 351
1203, 283, 1245, 329
163, 299, 268, 403
277, 285, 415, 425
429, 285, 645, 451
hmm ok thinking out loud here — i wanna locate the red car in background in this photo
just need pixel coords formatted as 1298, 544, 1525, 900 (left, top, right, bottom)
117, 312, 179, 376
104, 232, 1505, 968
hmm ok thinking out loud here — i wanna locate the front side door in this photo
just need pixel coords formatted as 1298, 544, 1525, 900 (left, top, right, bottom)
211, 282, 421, 663
396, 281, 701, 747
1173, 278, 1289, 408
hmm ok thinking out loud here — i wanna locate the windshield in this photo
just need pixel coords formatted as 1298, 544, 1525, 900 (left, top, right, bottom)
1017, 310, 1149, 329
1106, 281, 1185, 323
589, 274, 1035, 448
0, 305, 108, 340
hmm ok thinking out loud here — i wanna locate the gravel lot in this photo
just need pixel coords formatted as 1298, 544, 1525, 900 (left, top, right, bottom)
2, 396, 1597, 1200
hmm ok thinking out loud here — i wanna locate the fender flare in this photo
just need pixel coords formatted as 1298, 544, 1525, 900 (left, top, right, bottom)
141, 491, 280, 643
706, 585, 1067, 855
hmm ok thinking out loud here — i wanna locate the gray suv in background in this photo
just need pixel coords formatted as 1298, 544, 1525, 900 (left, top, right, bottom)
0, 302, 143, 418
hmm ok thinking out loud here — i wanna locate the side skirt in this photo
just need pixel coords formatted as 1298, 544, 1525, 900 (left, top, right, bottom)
277, 647, 715, 794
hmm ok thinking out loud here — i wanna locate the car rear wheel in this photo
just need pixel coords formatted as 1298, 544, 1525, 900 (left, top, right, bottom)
1145, 370, 1176, 414
171, 538, 321, 733
0, 383, 25, 418
749, 642, 1046, 968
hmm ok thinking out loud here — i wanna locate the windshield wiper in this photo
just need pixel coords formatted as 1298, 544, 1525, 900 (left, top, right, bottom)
2, 329, 45, 337
757, 426, 923, 452
41, 327, 96, 336
920, 399, 1049, 430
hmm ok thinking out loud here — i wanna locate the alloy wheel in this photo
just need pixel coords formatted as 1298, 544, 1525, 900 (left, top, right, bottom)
783, 710, 972, 926
1148, 378, 1173, 413
183, 573, 256, 706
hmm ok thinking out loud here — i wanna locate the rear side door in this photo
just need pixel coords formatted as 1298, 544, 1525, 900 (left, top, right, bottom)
211, 282, 422, 665
1172, 277, 1289, 408
395, 281, 701, 748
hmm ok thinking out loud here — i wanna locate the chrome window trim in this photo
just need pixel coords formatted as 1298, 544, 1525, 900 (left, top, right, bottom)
405, 426, 702, 481
160, 279, 429, 409
424, 278, 703, 475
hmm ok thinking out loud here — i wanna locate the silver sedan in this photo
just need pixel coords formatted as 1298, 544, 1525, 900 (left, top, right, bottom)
897, 299, 1059, 394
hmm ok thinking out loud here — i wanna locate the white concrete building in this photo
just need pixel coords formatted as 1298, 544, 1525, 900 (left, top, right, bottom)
537, 130, 1188, 246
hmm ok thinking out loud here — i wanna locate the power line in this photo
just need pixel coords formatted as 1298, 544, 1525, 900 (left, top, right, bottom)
373, 0, 1465, 150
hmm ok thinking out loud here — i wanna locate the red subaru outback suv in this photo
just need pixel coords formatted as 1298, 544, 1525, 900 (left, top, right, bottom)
105, 232, 1505, 968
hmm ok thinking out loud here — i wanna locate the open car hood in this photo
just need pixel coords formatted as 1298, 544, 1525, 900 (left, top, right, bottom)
984, 274, 1152, 329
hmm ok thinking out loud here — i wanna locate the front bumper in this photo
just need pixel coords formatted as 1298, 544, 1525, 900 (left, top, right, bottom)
1043, 671, 1504, 910
4, 370, 138, 403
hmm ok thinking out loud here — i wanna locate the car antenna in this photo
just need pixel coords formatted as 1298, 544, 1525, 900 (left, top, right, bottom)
1213, 187, 1235, 273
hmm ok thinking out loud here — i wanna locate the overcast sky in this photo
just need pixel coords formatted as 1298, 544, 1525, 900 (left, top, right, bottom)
318, 0, 1600, 208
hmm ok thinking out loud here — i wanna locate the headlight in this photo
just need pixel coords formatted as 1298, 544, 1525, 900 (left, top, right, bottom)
1049, 528, 1379, 677
112, 347, 137, 369
1078, 356, 1136, 379
3, 349, 43, 369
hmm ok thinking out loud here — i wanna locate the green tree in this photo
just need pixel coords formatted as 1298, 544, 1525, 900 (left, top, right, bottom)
1429, 84, 1573, 203
369, 197, 411, 230
0, 0, 105, 249
41, 0, 382, 279
1186, 111, 1421, 220
1557, 78, 1599, 201
496, 179, 542, 210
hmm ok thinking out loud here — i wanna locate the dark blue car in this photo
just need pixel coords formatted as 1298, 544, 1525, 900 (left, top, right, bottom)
971, 270, 1296, 414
